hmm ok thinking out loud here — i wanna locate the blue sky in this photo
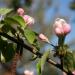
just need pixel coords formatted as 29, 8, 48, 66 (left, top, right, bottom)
0, 0, 75, 49
44, 0, 75, 50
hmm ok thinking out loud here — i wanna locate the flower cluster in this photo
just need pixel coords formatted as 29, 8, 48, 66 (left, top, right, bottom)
53, 18, 71, 36
17, 8, 34, 26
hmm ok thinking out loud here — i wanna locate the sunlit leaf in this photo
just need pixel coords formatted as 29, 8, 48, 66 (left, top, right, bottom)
37, 59, 41, 75
0, 8, 13, 15
63, 51, 74, 71
36, 50, 50, 75
24, 28, 36, 44
4, 16, 26, 28
41, 50, 50, 72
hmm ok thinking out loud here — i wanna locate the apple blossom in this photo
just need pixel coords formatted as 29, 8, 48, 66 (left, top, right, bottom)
53, 18, 71, 36
23, 15, 35, 25
17, 8, 35, 26
17, 8, 25, 16
39, 33, 49, 43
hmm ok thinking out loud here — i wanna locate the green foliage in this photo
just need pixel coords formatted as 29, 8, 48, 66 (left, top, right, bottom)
0, 8, 13, 15
41, 50, 50, 72
2, 24, 16, 34
37, 59, 41, 75
0, 9, 37, 63
4, 16, 26, 28
2, 43, 15, 62
24, 28, 36, 44
0, 37, 15, 62
63, 51, 74, 71
0, 7, 75, 75
37, 50, 50, 75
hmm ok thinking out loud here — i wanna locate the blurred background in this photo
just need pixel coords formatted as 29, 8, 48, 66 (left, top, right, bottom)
0, 0, 75, 75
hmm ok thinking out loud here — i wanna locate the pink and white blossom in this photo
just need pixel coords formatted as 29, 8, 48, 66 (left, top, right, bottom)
17, 8, 25, 16
23, 15, 35, 25
53, 18, 71, 36
39, 33, 49, 43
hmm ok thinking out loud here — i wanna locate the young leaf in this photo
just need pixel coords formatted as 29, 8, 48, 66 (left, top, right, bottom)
4, 16, 26, 28
37, 59, 41, 75
36, 50, 50, 75
41, 50, 50, 72
63, 51, 74, 71
24, 28, 36, 44
0, 8, 13, 15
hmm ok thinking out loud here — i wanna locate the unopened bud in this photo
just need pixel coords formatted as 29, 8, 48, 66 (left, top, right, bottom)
53, 18, 71, 36
39, 33, 49, 43
17, 8, 24, 16
23, 15, 35, 25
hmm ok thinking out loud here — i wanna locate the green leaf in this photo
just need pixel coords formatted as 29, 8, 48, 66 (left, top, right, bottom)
36, 50, 50, 75
63, 51, 74, 71
30, 54, 37, 61
4, 16, 26, 28
24, 28, 36, 44
0, 8, 13, 15
33, 39, 40, 51
37, 59, 41, 75
41, 50, 50, 72
2, 24, 16, 34
0, 37, 8, 50
2, 43, 15, 62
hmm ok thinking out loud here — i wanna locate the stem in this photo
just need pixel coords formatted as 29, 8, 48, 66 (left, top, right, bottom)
58, 36, 65, 70
58, 36, 65, 46
47, 42, 56, 48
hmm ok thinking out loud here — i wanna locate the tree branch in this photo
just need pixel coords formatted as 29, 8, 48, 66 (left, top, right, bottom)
0, 32, 73, 75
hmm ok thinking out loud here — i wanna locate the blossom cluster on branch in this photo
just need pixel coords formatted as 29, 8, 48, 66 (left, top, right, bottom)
0, 8, 75, 75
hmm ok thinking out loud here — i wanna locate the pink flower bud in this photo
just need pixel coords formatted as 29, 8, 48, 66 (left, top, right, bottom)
63, 24, 71, 35
72, 71, 75, 75
17, 8, 24, 16
24, 70, 34, 75
23, 15, 35, 25
39, 33, 49, 43
54, 27, 64, 35
53, 18, 71, 36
